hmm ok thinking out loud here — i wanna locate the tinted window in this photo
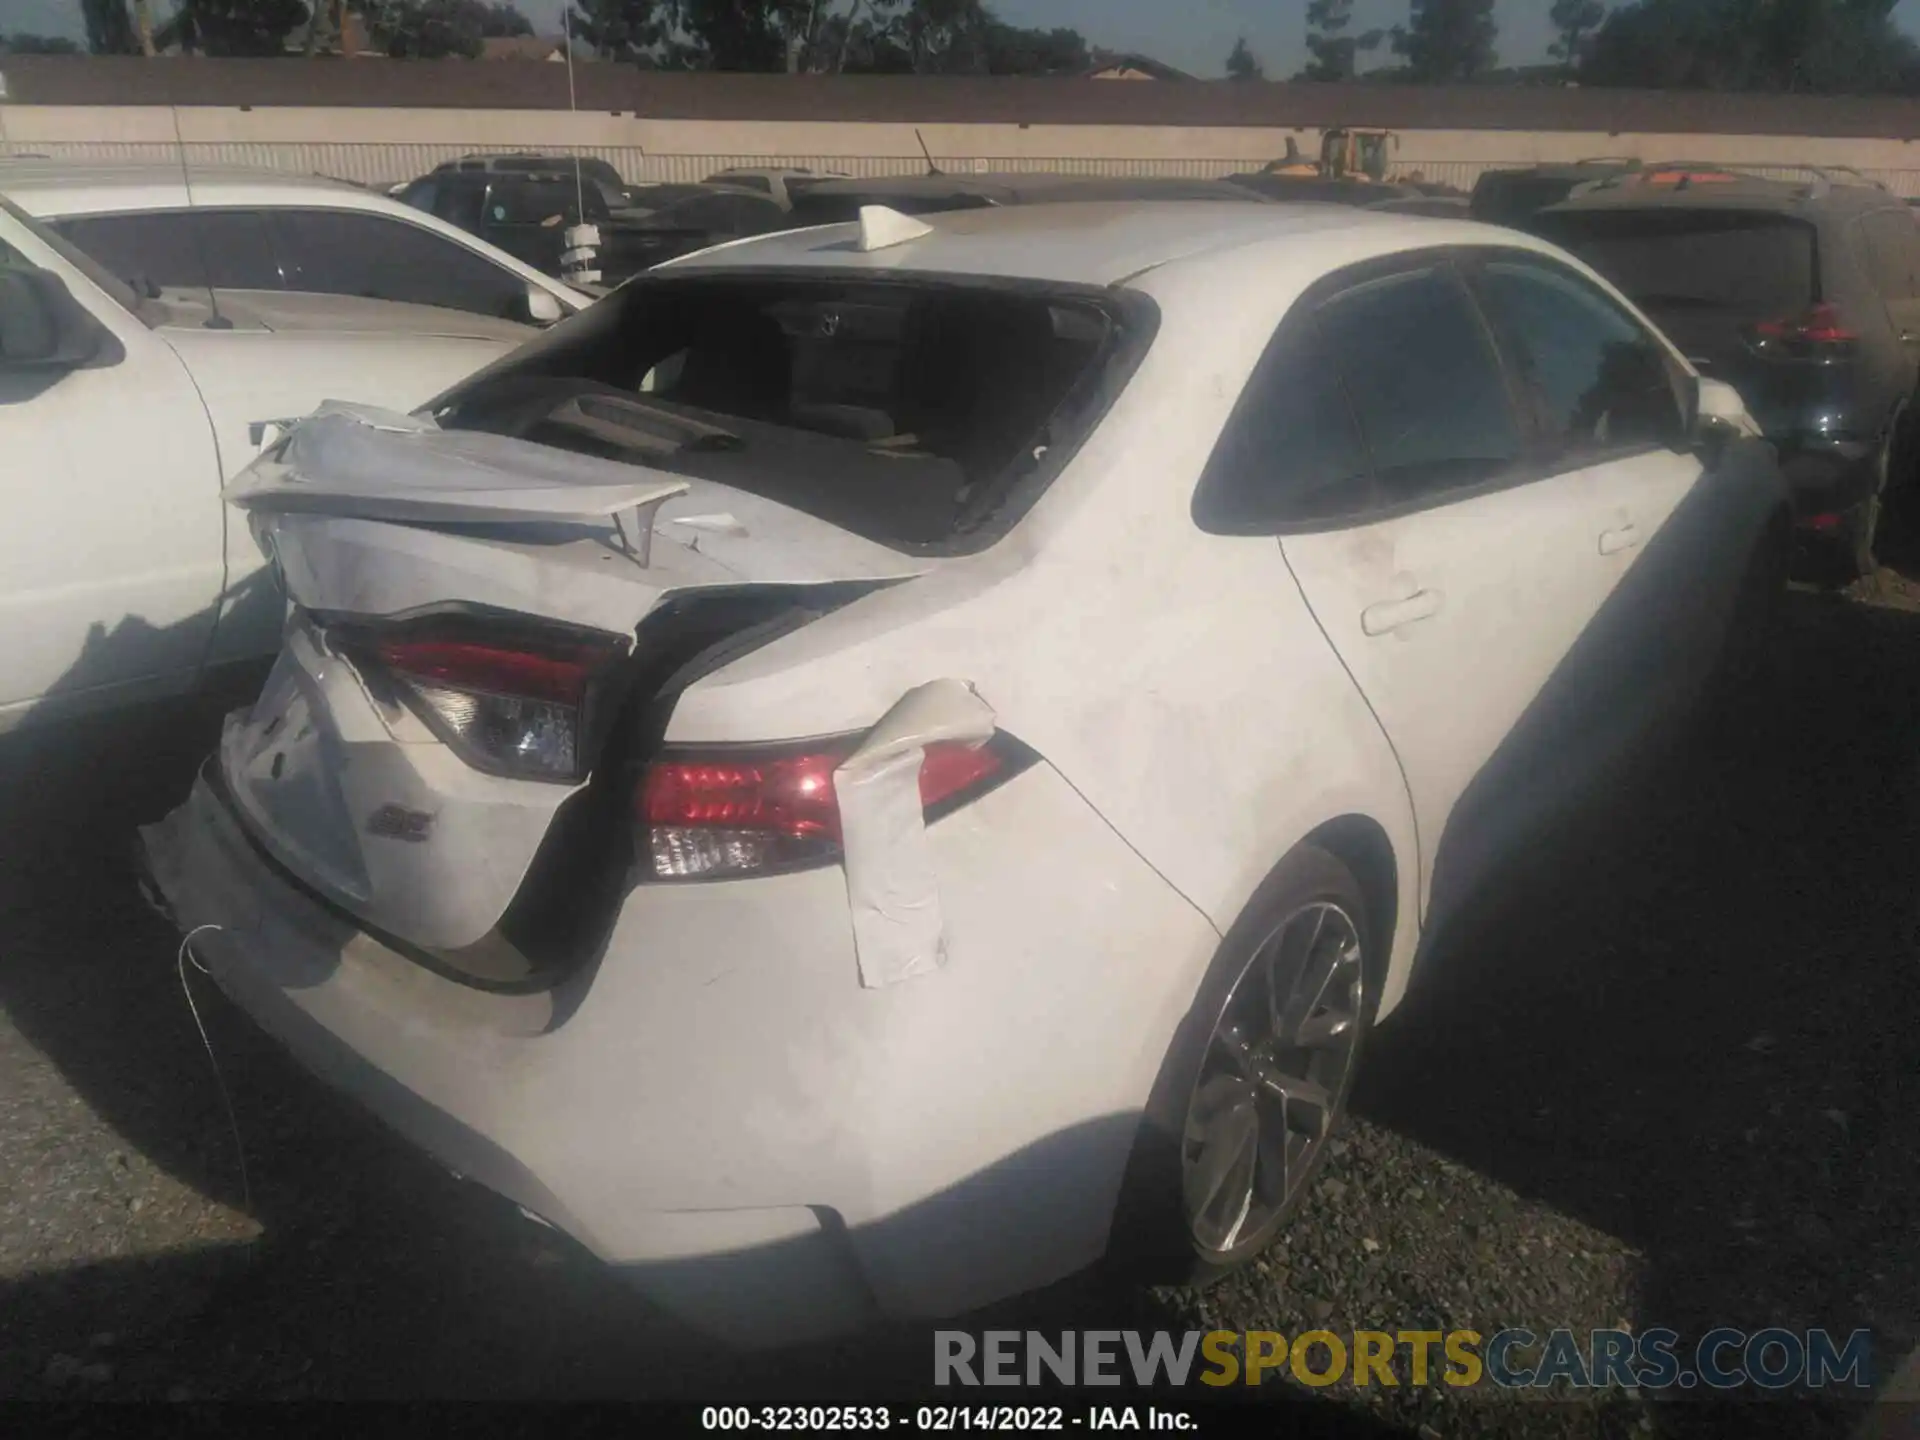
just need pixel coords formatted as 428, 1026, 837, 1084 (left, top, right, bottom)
486, 178, 597, 227
1192, 323, 1371, 532
1536, 209, 1816, 319
266, 210, 527, 319
433, 182, 487, 232
1313, 265, 1522, 503
728, 175, 775, 194
1474, 257, 1684, 457
397, 179, 438, 214
54, 210, 280, 293
659, 192, 786, 234
1858, 210, 1920, 302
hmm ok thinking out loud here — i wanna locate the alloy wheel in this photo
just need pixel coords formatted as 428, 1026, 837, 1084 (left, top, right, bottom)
1180, 901, 1365, 1255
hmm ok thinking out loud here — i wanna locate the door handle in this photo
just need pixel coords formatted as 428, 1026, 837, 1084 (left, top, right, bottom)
1361, 589, 1441, 636
1599, 523, 1641, 556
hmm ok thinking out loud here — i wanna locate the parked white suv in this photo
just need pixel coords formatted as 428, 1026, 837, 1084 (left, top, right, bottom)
0, 159, 589, 327
0, 191, 530, 733
143, 201, 1787, 1344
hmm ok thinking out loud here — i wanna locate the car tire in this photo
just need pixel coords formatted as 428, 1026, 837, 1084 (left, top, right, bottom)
1849, 409, 1906, 581
1109, 844, 1378, 1288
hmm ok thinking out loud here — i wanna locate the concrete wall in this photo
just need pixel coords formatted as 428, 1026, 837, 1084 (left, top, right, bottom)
8, 104, 1920, 194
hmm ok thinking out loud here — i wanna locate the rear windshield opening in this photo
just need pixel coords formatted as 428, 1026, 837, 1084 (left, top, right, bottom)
436, 275, 1146, 552
1535, 209, 1818, 319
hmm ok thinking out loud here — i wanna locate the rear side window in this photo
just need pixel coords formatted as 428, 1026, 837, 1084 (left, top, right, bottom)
1857, 210, 1920, 302
725, 175, 774, 194
1472, 256, 1685, 458
1313, 265, 1523, 505
1537, 209, 1816, 319
265, 209, 527, 319
434, 183, 487, 232
1192, 323, 1371, 533
54, 209, 281, 293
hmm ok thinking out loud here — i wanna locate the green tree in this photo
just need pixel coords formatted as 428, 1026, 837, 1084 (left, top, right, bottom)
1303, 0, 1385, 81
479, 1, 532, 35
359, 0, 498, 57
1548, 0, 1605, 69
570, 0, 670, 60
82, 0, 137, 53
1225, 35, 1264, 79
1391, 0, 1498, 81
167, 0, 312, 55
983, 20, 1086, 73
1581, 0, 1915, 92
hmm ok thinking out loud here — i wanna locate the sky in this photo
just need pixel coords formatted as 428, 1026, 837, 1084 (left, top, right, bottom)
9, 0, 1920, 79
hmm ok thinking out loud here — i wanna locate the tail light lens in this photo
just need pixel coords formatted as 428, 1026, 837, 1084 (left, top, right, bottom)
338, 613, 631, 783
1746, 302, 1858, 358
639, 731, 1032, 880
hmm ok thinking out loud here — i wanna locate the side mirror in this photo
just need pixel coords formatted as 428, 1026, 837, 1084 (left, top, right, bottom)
523, 284, 565, 325
0, 266, 105, 370
1687, 373, 1761, 449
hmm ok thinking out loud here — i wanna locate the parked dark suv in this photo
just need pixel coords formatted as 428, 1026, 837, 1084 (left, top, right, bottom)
1533, 164, 1920, 575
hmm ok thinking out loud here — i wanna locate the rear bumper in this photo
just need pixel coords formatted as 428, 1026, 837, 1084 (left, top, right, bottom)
139, 751, 1219, 1344
1777, 436, 1879, 521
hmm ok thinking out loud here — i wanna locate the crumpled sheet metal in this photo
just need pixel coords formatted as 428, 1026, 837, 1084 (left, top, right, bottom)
833, 679, 996, 990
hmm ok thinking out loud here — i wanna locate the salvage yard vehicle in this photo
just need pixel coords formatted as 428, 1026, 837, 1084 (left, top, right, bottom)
0, 192, 528, 734
2, 159, 588, 328
141, 200, 1789, 1345
1532, 163, 1920, 576
422, 152, 639, 213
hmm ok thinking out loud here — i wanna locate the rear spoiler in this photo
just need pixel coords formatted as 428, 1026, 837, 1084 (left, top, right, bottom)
226, 401, 687, 567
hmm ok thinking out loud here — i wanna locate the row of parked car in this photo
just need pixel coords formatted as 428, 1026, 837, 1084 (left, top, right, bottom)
0, 145, 1895, 1348
365, 149, 1920, 578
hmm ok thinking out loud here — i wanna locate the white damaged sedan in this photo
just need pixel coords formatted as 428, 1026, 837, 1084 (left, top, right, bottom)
141, 201, 1788, 1344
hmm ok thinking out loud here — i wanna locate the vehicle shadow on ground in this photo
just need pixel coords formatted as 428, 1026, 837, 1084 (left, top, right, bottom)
1356, 586, 1920, 1436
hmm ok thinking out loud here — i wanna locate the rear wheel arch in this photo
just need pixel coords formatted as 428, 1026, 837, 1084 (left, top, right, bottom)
1300, 814, 1399, 1002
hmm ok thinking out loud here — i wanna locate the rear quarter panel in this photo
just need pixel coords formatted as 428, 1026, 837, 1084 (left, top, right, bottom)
665, 237, 1425, 1017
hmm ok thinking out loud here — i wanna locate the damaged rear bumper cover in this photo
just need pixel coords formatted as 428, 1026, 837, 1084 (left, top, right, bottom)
137, 772, 882, 1345
137, 742, 1222, 1345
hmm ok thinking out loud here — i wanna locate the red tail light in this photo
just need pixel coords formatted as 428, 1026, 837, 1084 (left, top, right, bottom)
339, 614, 630, 783
639, 732, 1029, 880
1747, 302, 1857, 356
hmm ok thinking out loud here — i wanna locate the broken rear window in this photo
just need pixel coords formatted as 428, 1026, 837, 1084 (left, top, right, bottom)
431, 275, 1150, 553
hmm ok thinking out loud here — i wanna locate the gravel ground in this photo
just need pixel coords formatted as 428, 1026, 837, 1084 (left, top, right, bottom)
3, 570, 1919, 1436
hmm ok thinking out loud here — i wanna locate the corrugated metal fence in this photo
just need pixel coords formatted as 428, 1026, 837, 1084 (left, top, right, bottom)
7, 140, 1920, 196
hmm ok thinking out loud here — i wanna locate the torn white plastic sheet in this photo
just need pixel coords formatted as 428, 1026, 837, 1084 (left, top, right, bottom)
833, 679, 996, 990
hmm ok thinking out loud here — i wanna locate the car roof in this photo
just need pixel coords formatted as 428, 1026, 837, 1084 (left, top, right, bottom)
794, 172, 1266, 205
1541, 165, 1900, 219
663, 199, 1484, 287
1475, 160, 1642, 185
0, 158, 376, 215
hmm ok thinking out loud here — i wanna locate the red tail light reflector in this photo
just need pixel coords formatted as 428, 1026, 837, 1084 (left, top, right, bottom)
338, 614, 630, 783
638, 732, 1029, 880
1748, 302, 1857, 356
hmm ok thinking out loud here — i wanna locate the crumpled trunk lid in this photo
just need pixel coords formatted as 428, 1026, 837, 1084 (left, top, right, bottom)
211, 402, 927, 955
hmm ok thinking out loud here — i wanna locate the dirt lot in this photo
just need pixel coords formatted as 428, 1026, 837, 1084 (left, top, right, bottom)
3, 570, 1918, 1437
